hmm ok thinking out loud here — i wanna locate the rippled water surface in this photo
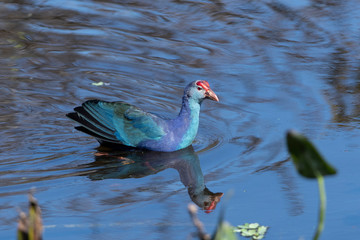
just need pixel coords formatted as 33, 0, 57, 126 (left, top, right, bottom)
1, 0, 360, 239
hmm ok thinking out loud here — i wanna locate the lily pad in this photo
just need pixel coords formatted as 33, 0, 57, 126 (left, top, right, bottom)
286, 130, 337, 178
234, 223, 268, 240
248, 223, 259, 229
257, 226, 268, 235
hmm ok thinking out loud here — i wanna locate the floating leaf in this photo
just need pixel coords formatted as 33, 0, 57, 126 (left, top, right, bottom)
91, 81, 110, 86
234, 223, 268, 240
257, 226, 268, 235
237, 223, 248, 228
286, 130, 337, 178
92, 81, 104, 86
248, 223, 259, 229
242, 229, 256, 236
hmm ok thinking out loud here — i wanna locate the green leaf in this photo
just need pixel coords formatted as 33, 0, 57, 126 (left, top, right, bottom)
248, 223, 259, 229
286, 130, 337, 178
91, 81, 110, 86
234, 223, 268, 240
242, 229, 256, 236
257, 226, 268, 235
92, 81, 104, 86
237, 223, 249, 228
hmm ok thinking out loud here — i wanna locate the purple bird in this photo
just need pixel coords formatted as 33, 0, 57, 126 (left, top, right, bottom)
67, 80, 219, 152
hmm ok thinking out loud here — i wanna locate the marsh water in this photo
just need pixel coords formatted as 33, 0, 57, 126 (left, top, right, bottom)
1, 0, 360, 239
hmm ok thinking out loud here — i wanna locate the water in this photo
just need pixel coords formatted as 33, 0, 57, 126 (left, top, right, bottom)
1, 0, 360, 239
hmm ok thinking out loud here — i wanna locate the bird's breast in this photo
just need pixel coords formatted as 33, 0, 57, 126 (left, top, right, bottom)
176, 114, 199, 150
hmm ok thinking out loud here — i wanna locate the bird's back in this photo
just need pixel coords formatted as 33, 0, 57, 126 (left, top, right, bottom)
67, 100, 168, 149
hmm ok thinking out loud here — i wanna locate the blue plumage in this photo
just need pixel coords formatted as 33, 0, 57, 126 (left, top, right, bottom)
67, 80, 219, 152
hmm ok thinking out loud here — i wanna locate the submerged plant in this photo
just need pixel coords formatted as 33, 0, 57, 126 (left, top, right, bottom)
286, 130, 337, 240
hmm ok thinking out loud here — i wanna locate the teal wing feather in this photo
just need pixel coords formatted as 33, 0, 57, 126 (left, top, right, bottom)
85, 100, 166, 146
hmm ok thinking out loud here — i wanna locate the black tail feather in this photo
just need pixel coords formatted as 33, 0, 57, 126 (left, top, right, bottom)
73, 106, 114, 135
82, 100, 115, 130
74, 126, 120, 144
66, 104, 119, 143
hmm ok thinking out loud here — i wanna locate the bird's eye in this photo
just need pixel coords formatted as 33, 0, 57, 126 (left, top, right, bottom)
197, 87, 202, 91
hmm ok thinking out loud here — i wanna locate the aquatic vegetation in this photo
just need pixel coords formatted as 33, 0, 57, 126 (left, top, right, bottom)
234, 223, 268, 240
17, 192, 43, 240
286, 130, 336, 178
91, 81, 110, 86
188, 130, 337, 240
188, 202, 268, 240
287, 130, 337, 240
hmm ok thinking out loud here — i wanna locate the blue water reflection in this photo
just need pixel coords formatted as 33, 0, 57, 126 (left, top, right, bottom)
82, 146, 223, 212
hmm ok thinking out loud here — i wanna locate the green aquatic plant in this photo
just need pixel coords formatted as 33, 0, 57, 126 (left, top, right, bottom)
286, 130, 337, 240
234, 223, 268, 240
188, 202, 237, 240
188, 202, 268, 240
91, 81, 110, 86
286, 130, 336, 178
17, 192, 43, 240
213, 221, 237, 240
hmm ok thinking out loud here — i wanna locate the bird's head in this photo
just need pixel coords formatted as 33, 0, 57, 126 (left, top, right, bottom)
185, 80, 219, 103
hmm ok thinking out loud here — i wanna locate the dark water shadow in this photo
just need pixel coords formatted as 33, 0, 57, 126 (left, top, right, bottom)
79, 145, 223, 213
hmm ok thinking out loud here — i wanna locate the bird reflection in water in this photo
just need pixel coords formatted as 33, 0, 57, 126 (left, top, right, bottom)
82, 145, 223, 213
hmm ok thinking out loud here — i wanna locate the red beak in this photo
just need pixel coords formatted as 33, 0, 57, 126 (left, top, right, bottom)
205, 89, 219, 102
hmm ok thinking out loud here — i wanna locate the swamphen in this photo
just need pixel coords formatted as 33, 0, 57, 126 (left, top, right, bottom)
66, 80, 219, 152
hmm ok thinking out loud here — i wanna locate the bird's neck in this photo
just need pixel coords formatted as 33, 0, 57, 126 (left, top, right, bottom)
171, 149, 205, 195
179, 95, 201, 118
176, 96, 201, 149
